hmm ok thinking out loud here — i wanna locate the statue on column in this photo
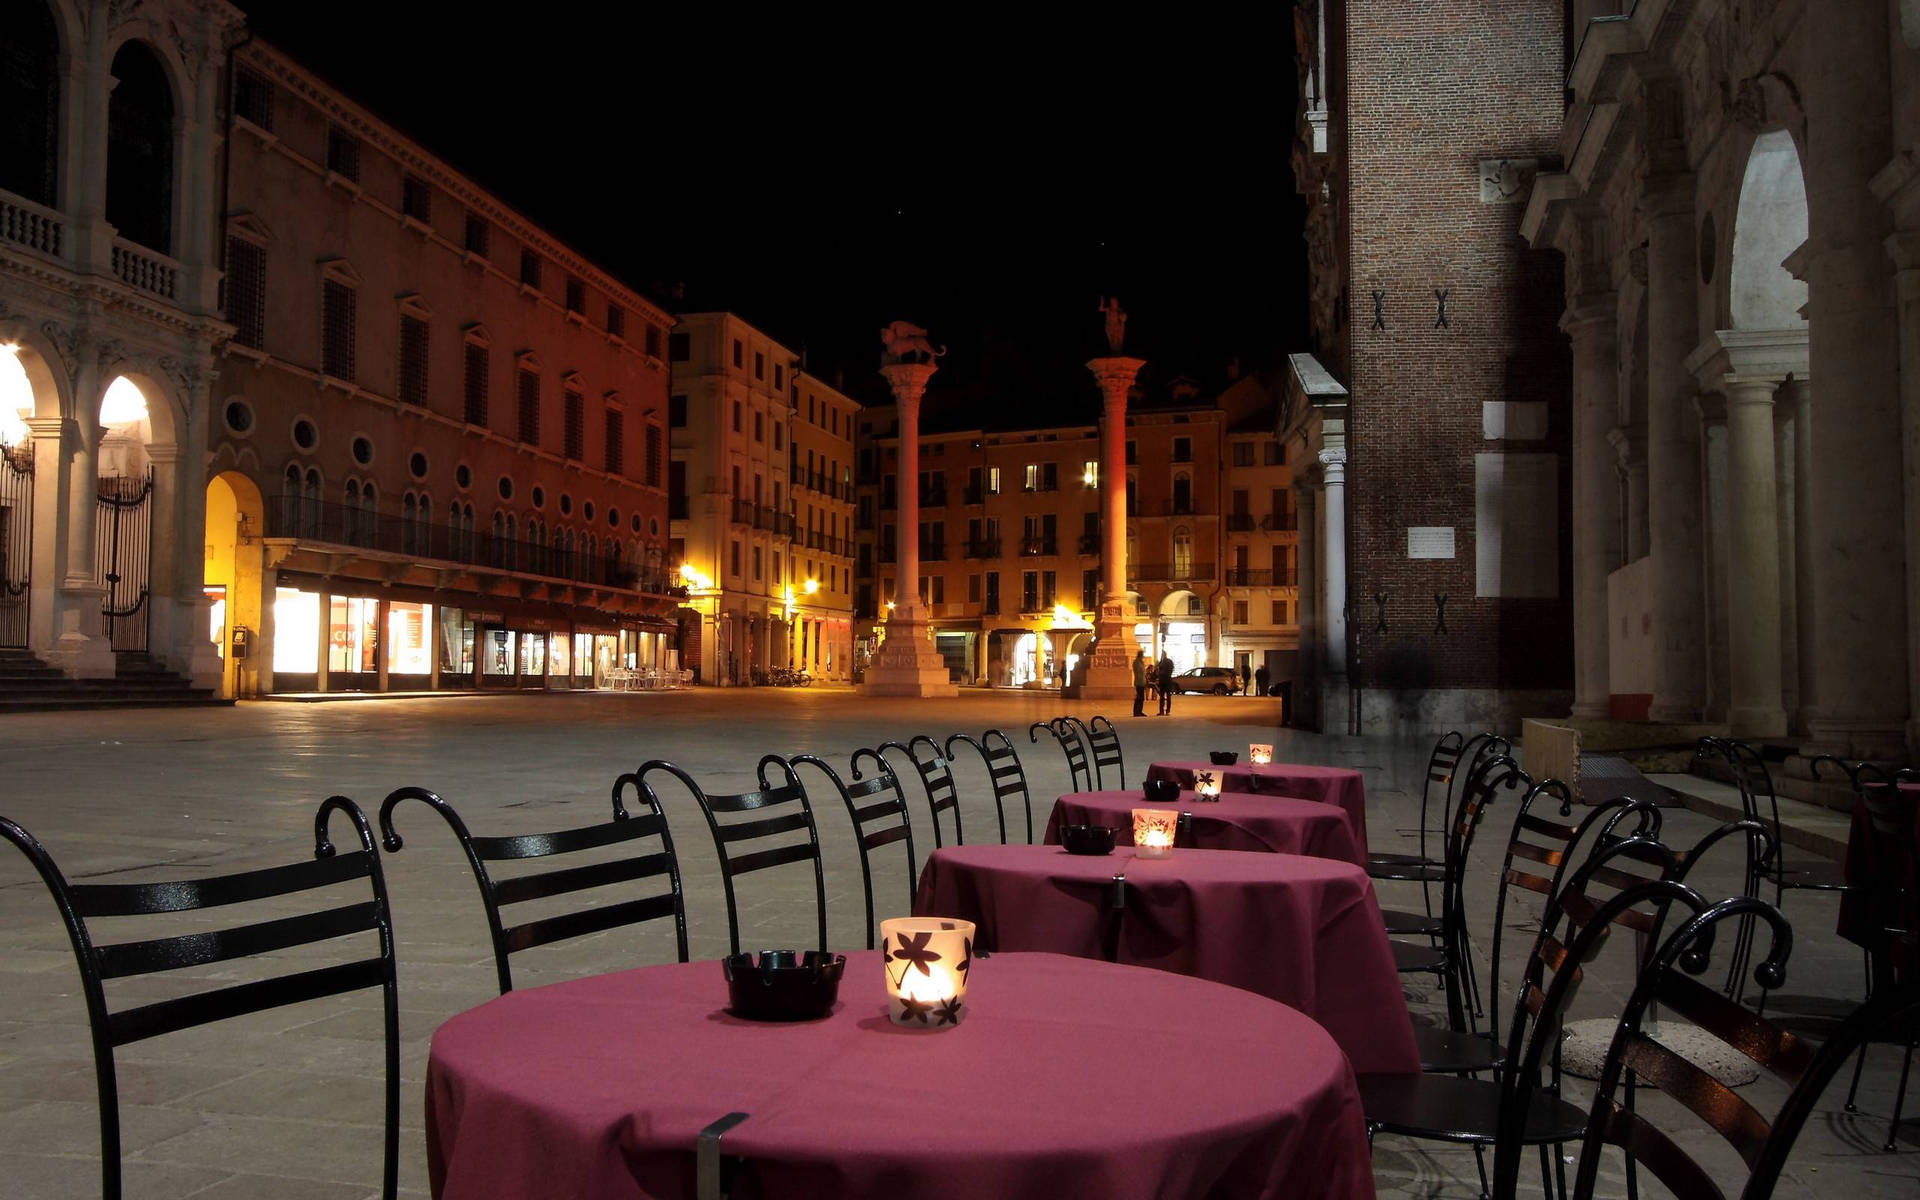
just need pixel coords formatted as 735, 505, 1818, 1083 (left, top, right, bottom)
1098, 296, 1127, 354
880, 321, 946, 366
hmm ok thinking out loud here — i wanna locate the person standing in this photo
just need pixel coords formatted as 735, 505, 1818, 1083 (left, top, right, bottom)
1157, 653, 1176, 715
1255, 663, 1271, 699
1131, 649, 1149, 717
1240, 660, 1253, 697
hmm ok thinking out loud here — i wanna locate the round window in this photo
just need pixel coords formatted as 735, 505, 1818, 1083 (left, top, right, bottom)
498, 476, 514, 501
559, 494, 573, 516
455, 464, 472, 489
223, 401, 253, 434
292, 418, 317, 449
409, 451, 428, 479
352, 436, 374, 465
532, 486, 546, 509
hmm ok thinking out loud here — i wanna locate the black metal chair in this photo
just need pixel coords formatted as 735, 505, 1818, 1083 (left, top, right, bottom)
0, 801, 401, 1200
1364, 837, 1707, 1200
377, 777, 689, 994
641, 757, 826, 955
875, 735, 964, 848
1562, 895, 1821, 1200
1030, 717, 1094, 792
1084, 715, 1126, 788
1373, 733, 1509, 940
945, 729, 1034, 843
792, 750, 917, 949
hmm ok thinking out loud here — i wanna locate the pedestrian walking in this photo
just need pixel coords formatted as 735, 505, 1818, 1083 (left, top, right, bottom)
1131, 649, 1149, 717
1255, 663, 1271, 699
1157, 654, 1176, 715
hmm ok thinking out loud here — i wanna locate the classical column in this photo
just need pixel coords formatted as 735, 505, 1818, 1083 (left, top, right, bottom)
1787, 376, 1817, 733
862, 347, 957, 697
23, 417, 68, 656
1801, 0, 1905, 754
1293, 478, 1320, 729
1886, 233, 1920, 750
1644, 184, 1708, 721
48, 420, 113, 678
1696, 392, 1731, 723
1564, 302, 1619, 718
1722, 379, 1789, 735
1318, 446, 1349, 724
1772, 392, 1799, 722
1608, 425, 1650, 561
1065, 354, 1145, 699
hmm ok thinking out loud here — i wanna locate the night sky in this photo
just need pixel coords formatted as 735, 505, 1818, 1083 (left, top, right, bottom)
240, 6, 1308, 427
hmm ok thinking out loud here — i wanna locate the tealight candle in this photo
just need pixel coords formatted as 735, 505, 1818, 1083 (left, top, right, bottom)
1249, 743, 1273, 765
1193, 771, 1222, 800
1132, 808, 1178, 858
880, 917, 974, 1028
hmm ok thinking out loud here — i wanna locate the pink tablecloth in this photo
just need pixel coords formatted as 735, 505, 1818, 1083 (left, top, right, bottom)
1045, 789, 1362, 866
427, 951, 1375, 1200
1147, 760, 1370, 858
915, 845, 1418, 1075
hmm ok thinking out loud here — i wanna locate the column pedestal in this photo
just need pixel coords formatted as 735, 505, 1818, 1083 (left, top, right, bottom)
863, 603, 957, 696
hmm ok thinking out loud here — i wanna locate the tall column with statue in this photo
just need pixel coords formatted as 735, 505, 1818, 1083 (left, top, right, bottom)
861, 322, 958, 697
1067, 297, 1144, 699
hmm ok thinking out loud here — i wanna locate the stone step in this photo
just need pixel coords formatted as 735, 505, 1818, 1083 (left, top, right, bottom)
0, 694, 229, 713
1645, 771, 1851, 862
0, 649, 230, 712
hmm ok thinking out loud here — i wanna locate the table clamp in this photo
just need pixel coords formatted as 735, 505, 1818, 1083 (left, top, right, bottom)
697, 1110, 751, 1200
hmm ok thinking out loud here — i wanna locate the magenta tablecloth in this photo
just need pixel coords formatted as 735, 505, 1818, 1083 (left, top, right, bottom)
427, 951, 1375, 1200
915, 845, 1419, 1075
1045, 789, 1363, 866
1147, 760, 1370, 858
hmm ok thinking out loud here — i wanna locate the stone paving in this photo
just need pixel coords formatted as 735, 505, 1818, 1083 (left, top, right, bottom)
0, 688, 1909, 1198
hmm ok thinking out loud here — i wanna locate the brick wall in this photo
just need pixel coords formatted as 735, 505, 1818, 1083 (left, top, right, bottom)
1342, 1, 1572, 694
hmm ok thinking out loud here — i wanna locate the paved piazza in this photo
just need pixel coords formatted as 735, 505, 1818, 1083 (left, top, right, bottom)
0, 690, 1909, 1197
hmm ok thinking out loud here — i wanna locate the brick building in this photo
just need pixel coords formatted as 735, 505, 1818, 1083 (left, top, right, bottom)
853, 378, 1297, 688
1287, 0, 1572, 734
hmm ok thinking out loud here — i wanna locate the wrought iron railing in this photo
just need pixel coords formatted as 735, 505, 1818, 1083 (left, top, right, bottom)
265, 495, 686, 596
1131, 562, 1215, 582
1019, 537, 1058, 556
1076, 534, 1100, 554
1226, 513, 1256, 532
963, 539, 1000, 559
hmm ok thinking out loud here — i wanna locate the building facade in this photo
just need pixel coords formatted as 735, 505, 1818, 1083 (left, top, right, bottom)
0, 1, 683, 699
668, 313, 855, 684
853, 381, 1297, 688
1523, 0, 1920, 756
1288, 0, 1574, 735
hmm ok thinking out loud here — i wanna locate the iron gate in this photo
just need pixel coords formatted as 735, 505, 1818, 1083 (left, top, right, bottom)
0, 444, 32, 648
94, 470, 152, 652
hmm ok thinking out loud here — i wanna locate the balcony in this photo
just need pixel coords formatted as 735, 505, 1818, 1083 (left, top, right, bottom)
265, 496, 686, 597
963, 538, 1001, 559
731, 498, 754, 526
1076, 533, 1100, 555
1131, 562, 1215, 583
1, 191, 64, 259
1224, 568, 1274, 586
1262, 513, 1300, 532
111, 238, 179, 300
1226, 513, 1256, 532
1019, 537, 1058, 557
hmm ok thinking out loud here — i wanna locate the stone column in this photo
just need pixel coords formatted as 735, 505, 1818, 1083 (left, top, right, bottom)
1886, 233, 1920, 750
1608, 425, 1650, 561
1801, 0, 1905, 754
1564, 303, 1620, 718
1788, 376, 1817, 733
1722, 379, 1789, 735
862, 358, 957, 697
23, 417, 68, 656
1318, 446, 1349, 727
1696, 392, 1731, 723
1644, 186, 1708, 721
48, 420, 113, 678
1293, 477, 1320, 730
1066, 355, 1145, 699
1772, 393, 1799, 722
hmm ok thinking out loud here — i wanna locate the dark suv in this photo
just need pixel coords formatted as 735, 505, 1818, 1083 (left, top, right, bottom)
1166, 667, 1244, 695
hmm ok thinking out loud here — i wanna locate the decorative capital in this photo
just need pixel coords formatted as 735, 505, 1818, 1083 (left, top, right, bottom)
1316, 446, 1346, 468
878, 361, 938, 406
1085, 356, 1146, 400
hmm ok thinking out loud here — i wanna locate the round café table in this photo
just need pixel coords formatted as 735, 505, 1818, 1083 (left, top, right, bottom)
1146, 760, 1370, 857
1044, 789, 1362, 866
426, 951, 1376, 1200
915, 844, 1419, 1076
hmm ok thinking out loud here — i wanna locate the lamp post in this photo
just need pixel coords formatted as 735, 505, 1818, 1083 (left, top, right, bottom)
862, 322, 958, 697
1066, 298, 1144, 700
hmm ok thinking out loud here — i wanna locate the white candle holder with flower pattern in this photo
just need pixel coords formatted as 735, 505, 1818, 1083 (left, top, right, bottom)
880, 917, 974, 1028
1249, 743, 1273, 765
1192, 771, 1223, 801
1132, 808, 1178, 858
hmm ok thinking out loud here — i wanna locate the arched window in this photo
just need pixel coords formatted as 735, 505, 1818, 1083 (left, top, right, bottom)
490, 510, 505, 568
302, 468, 321, 537
344, 479, 361, 544
1172, 528, 1193, 578
0, 0, 61, 207
358, 481, 377, 548
401, 493, 417, 555
449, 501, 467, 561
417, 495, 431, 554
552, 526, 565, 578
503, 515, 516, 571
106, 41, 174, 253
282, 464, 301, 532
529, 518, 545, 575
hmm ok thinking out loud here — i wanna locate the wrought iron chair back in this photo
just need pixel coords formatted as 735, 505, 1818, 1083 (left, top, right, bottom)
876, 735, 964, 848
1424, 751, 1528, 1030
377, 779, 688, 994
1567, 896, 1811, 1200
945, 729, 1034, 843
0, 800, 401, 1200
642, 757, 826, 955
1029, 716, 1094, 792
793, 751, 917, 949
1085, 715, 1126, 789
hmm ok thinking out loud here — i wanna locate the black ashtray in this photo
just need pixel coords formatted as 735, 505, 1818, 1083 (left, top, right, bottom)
722, 950, 846, 1021
1059, 824, 1116, 855
1141, 778, 1182, 805
1209, 751, 1240, 766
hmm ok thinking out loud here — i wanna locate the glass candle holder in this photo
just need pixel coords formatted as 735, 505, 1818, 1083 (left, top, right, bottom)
880, 917, 974, 1028
1249, 743, 1273, 765
1193, 771, 1222, 800
1132, 808, 1178, 857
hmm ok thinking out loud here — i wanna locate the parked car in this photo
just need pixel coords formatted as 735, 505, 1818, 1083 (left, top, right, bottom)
1166, 666, 1244, 695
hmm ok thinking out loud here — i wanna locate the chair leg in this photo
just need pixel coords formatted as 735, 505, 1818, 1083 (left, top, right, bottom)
1846, 1034, 1871, 1114
1538, 1141, 1554, 1200
1471, 1143, 1490, 1200
1885, 1032, 1916, 1153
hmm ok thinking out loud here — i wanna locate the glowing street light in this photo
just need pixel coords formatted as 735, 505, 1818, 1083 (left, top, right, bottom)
803, 578, 820, 594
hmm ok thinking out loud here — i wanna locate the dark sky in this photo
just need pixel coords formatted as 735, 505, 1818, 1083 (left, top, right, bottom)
239, 6, 1308, 426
